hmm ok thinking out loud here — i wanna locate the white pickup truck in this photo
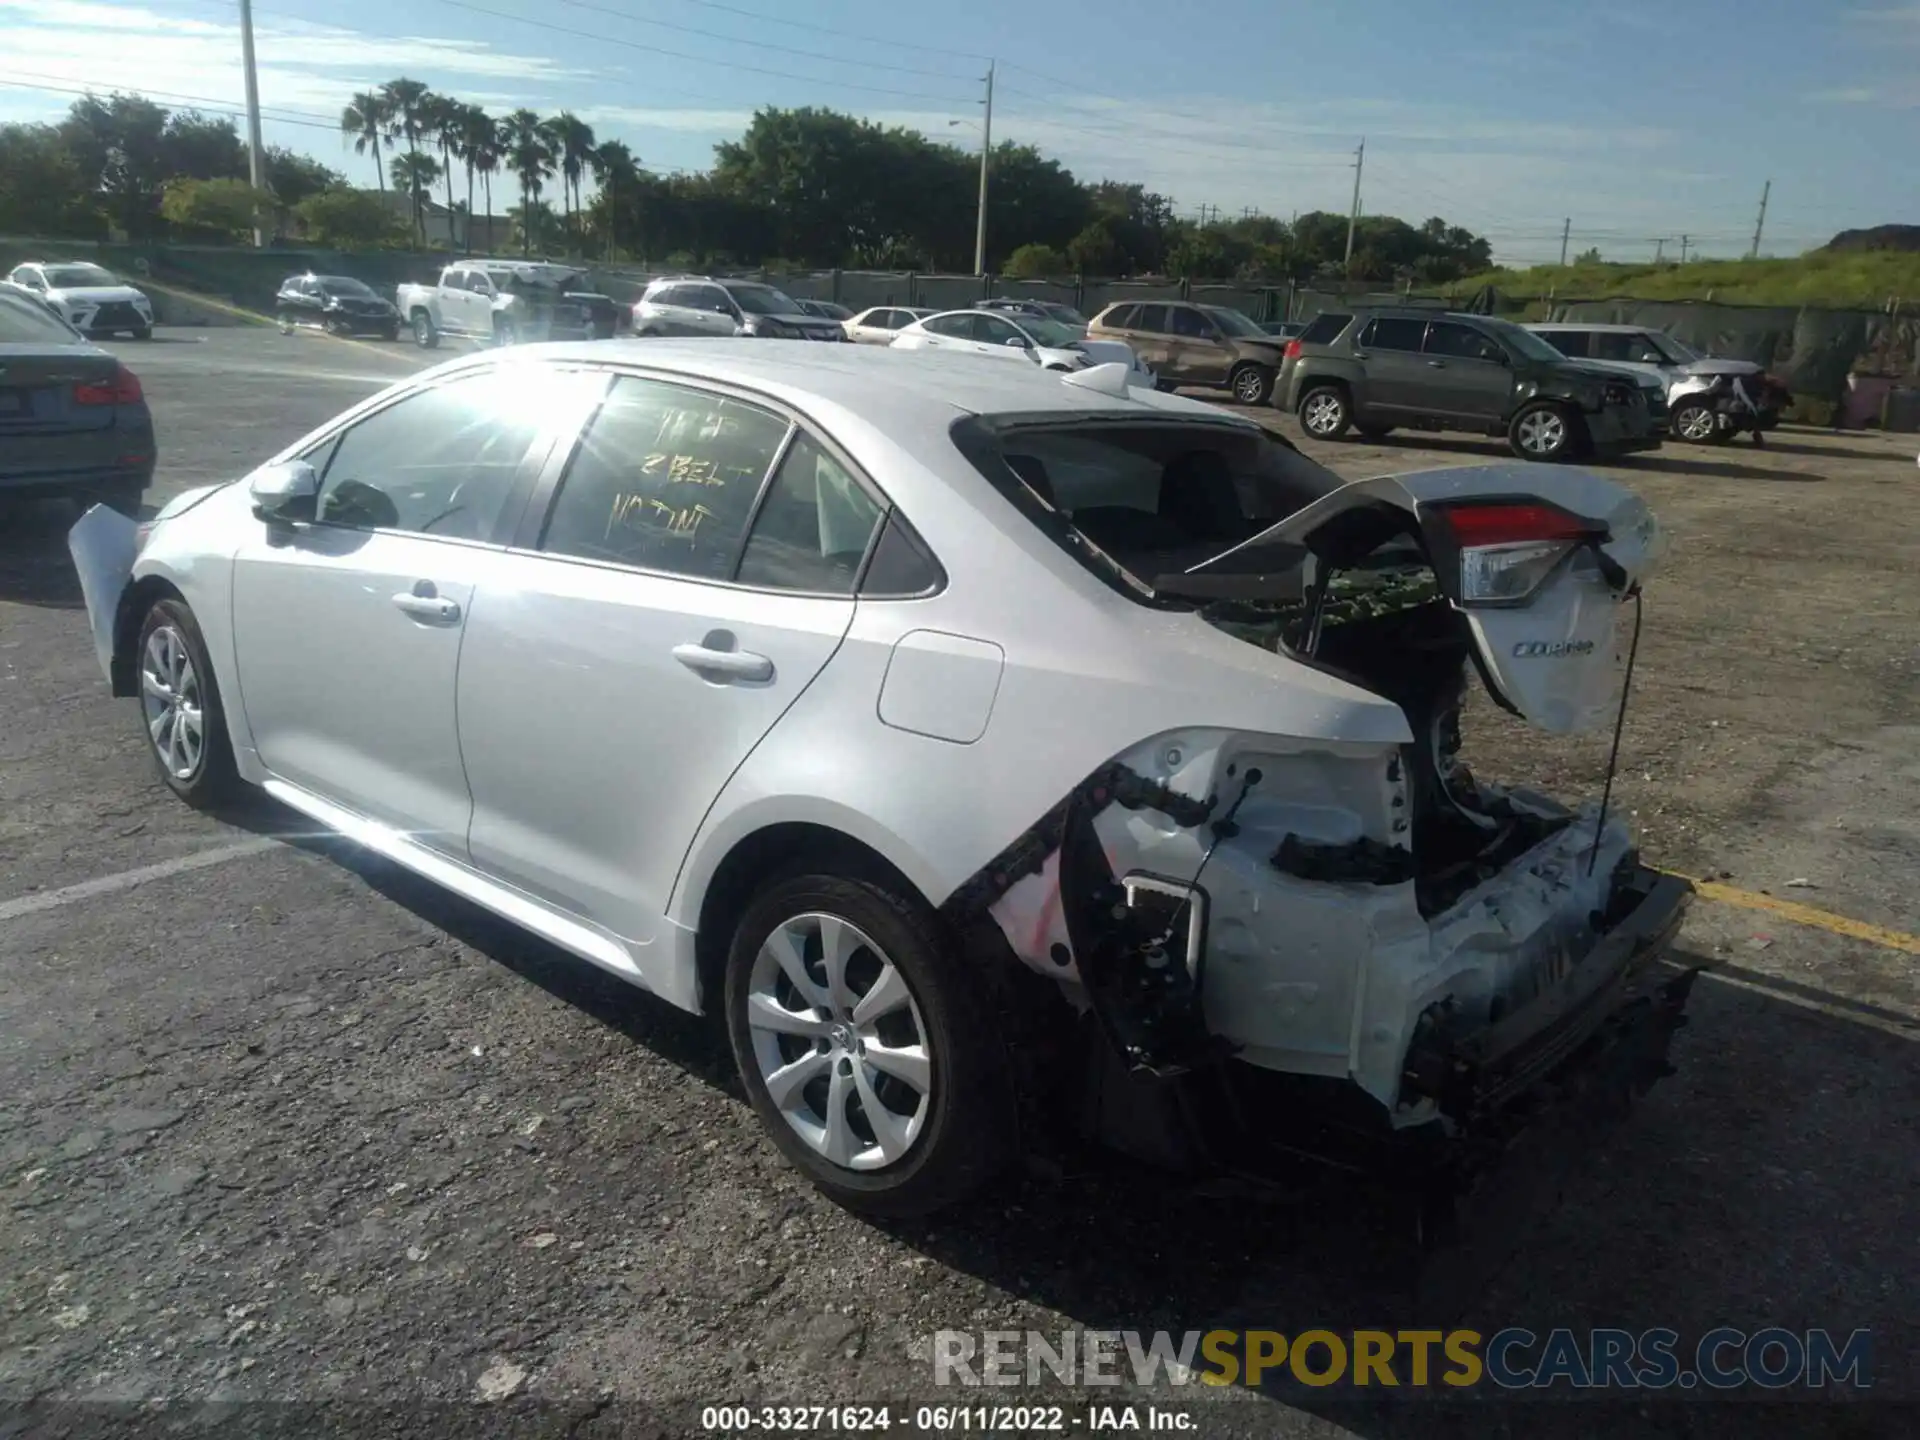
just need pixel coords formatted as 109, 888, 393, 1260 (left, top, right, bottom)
394, 261, 619, 349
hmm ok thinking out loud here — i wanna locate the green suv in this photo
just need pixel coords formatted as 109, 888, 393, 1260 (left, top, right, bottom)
1278, 307, 1663, 461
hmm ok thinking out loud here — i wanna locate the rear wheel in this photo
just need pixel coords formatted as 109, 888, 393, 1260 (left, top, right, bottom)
135, 598, 241, 809
1230, 362, 1275, 405
130, 327, 152, 341
724, 871, 1016, 1218
1298, 383, 1352, 439
1508, 401, 1578, 461
411, 310, 439, 349
1671, 398, 1730, 445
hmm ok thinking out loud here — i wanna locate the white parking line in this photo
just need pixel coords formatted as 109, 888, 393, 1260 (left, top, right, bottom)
0, 838, 279, 924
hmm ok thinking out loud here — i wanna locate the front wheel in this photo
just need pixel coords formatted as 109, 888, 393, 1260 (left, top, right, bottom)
411, 311, 440, 349
135, 598, 242, 809
1670, 399, 1731, 445
725, 871, 1016, 1218
277, 311, 296, 336
492, 317, 517, 348
381, 324, 399, 343
130, 327, 152, 341
1230, 362, 1275, 406
1509, 401, 1579, 461
1298, 383, 1352, 439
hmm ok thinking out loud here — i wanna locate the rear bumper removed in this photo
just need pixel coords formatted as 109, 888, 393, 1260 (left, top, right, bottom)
1077, 863, 1696, 1190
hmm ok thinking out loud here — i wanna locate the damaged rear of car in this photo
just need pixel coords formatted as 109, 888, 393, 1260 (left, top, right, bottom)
938, 411, 1695, 1208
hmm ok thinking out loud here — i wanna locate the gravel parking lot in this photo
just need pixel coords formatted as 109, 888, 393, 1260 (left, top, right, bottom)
2, 327, 1915, 1436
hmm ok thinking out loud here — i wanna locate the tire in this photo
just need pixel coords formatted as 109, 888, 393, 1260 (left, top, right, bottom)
130, 327, 152, 341
1670, 399, 1731, 445
381, 325, 399, 343
1298, 382, 1352, 439
1356, 422, 1395, 440
134, 598, 241, 810
492, 317, 516, 348
277, 311, 295, 336
1508, 401, 1578, 461
724, 870, 1017, 1218
411, 310, 439, 349
1043, 362, 1071, 372
1230, 362, 1275, 406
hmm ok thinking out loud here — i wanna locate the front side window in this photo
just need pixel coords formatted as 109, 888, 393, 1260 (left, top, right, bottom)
1202, 307, 1266, 338
1133, 304, 1169, 333
1536, 329, 1588, 358
924, 313, 973, 338
736, 434, 884, 594
1360, 316, 1426, 352
976, 315, 1030, 346
1169, 307, 1213, 339
1101, 304, 1138, 330
726, 285, 798, 316
313, 370, 568, 540
539, 376, 790, 580
1424, 321, 1506, 363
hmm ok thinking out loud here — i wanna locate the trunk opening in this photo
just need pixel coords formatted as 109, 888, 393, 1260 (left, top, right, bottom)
1201, 521, 1574, 917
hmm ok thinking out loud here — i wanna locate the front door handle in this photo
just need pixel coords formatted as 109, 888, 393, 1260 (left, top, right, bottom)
673, 642, 774, 683
392, 582, 461, 624
1427, 359, 1447, 368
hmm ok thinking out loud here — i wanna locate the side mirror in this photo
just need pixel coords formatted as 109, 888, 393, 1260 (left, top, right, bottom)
250, 460, 319, 522
1004, 336, 1029, 348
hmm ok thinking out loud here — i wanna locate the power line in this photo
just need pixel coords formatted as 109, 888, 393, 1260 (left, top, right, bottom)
0, 73, 346, 134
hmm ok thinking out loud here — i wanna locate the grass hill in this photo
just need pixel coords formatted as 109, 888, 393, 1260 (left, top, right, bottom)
1440, 248, 1920, 309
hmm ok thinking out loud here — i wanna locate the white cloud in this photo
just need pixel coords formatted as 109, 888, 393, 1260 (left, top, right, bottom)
571, 105, 756, 134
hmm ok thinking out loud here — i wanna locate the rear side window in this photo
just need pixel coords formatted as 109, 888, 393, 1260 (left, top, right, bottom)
736, 434, 884, 595
539, 377, 790, 580
1359, 317, 1426, 352
1424, 321, 1506, 362
1298, 312, 1351, 345
1134, 304, 1169, 333
925, 314, 973, 338
1538, 329, 1588, 358
1100, 304, 1138, 329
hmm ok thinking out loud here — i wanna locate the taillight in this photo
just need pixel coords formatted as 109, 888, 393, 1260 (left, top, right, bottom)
1283, 339, 1303, 360
73, 364, 143, 406
1431, 500, 1605, 606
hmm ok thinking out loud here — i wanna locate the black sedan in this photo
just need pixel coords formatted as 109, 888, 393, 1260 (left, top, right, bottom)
0, 283, 154, 516
275, 274, 401, 339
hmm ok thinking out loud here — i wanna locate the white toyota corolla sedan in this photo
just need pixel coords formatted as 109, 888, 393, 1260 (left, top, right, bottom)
69, 340, 1695, 1221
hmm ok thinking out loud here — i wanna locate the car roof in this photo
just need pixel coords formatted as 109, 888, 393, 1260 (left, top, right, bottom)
416, 338, 1249, 438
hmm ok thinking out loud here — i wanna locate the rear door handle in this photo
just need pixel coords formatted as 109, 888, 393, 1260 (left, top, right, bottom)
673, 643, 774, 683
392, 585, 461, 624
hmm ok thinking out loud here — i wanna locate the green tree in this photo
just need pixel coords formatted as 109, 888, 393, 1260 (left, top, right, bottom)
1003, 242, 1069, 278
981, 144, 1087, 270
0, 123, 101, 236
390, 150, 441, 242
259, 147, 343, 208
60, 93, 171, 236
421, 93, 463, 239
159, 176, 271, 239
1575, 246, 1602, 265
587, 138, 641, 257
295, 188, 405, 248
161, 111, 246, 181
541, 112, 596, 245
340, 91, 389, 194
1066, 217, 1126, 275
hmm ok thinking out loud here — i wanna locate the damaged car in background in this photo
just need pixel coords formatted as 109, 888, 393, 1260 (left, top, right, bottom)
66, 342, 1694, 1235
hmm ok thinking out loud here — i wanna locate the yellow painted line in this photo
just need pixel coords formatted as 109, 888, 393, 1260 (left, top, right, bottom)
1669, 873, 1920, 956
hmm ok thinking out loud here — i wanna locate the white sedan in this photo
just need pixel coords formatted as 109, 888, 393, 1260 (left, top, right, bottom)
69, 339, 1694, 1221
842, 305, 934, 344
893, 308, 1156, 385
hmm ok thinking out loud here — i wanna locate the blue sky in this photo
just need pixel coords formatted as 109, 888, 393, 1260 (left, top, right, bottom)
2, 0, 1915, 263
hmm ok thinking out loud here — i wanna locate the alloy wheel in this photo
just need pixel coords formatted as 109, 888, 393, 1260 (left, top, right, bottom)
745, 912, 933, 1172
1517, 408, 1568, 455
1303, 392, 1345, 434
140, 626, 205, 781
1233, 368, 1267, 403
1675, 406, 1717, 441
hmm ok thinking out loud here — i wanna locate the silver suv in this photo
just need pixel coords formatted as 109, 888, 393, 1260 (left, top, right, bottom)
631, 276, 846, 342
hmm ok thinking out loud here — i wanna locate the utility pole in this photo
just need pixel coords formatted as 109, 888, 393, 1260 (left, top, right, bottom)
1343, 138, 1365, 272
1679, 234, 1691, 264
1559, 217, 1571, 267
973, 61, 994, 277
1653, 237, 1669, 264
1749, 179, 1770, 259
238, 0, 267, 247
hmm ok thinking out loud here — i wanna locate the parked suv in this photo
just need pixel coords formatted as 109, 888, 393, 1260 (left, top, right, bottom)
632, 276, 846, 342
1088, 300, 1285, 404
1280, 308, 1662, 461
1526, 322, 1786, 442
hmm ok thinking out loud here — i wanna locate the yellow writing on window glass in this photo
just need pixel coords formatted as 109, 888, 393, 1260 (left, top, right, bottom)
606, 491, 716, 540
637, 453, 732, 487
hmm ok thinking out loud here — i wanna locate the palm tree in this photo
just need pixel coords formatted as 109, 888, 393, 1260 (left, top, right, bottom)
340, 91, 389, 193
588, 138, 640, 258
390, 151, 442, 244
538, 112, 596, 246
421, 93, 462, 247
472, 111, 506, 255
503, 109, 554, 256
380, 78, 433, 241
454, 104, 498, 255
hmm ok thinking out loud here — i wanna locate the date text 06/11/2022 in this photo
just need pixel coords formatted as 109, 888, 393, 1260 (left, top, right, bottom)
699, 1404, 1195, 1431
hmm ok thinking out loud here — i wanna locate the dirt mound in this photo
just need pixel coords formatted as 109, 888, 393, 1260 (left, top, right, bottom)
1823, 224, 1920, 253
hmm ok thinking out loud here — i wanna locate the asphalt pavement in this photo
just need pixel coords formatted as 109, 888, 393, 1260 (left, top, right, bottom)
0, 327, 1912, 1436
